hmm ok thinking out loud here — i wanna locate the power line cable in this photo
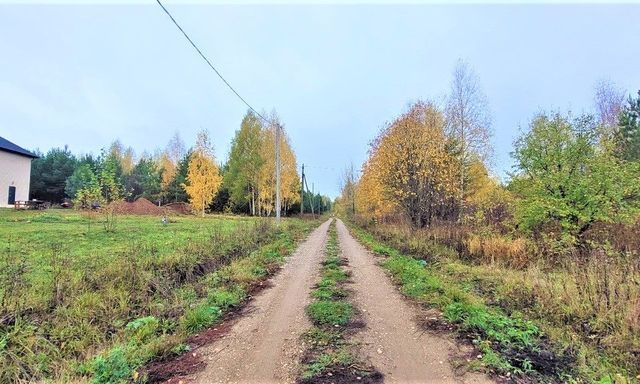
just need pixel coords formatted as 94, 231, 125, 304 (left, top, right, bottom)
155, 0, 268, 123
156, 0, 287, 220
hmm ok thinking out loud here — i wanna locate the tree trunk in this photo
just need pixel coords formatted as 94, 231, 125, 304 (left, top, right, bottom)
251, 189, 256, 216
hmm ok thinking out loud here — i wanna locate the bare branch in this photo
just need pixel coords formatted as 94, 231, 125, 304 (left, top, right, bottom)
594, 78, 626, 128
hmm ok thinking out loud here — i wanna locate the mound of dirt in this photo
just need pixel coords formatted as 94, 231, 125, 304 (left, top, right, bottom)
113, 198, 164, 215
163, 202, 192, 215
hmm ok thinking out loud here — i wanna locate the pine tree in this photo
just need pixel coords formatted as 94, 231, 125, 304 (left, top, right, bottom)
617, 90, 640, 161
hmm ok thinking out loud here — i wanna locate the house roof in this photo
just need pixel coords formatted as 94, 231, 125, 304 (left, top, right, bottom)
0, 136, 38, 158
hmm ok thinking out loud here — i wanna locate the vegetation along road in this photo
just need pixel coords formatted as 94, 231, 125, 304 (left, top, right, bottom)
157, 218, 492, 384
336, 219, 491, 384
186, 219, 332, 383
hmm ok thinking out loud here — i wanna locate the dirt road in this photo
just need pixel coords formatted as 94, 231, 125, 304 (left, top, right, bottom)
336, 219, 492, 384
181, 218, 492, 384
187, 219, 332, 384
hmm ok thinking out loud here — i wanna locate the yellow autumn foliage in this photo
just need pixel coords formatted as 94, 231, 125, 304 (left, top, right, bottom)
183, 130, 222, 216
465, 158, 508, 206
257, 121, 300, 216
158, 152, 176, 191
356, 101, 461, 227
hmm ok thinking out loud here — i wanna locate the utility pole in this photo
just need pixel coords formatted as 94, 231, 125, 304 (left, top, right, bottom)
300, 164, 305, 215
312, 182, 314, 214
350, 163, 356, 215
275, 123, 281, 222
460, 121, 465, 222
304, 174, 315, 218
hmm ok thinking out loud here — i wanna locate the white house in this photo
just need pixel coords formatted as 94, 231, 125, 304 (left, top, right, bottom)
0, 136, 38, 208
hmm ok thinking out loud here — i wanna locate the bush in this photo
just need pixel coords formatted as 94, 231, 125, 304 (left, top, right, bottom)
124, 316, 159, 345
511, 112, 640, 243
207, 288, 245, 311
90, 346, 138, 384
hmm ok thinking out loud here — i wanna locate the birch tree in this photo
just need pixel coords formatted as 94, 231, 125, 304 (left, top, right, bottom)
183, 130, 222, 217
340, 163, 357, 216
358, 101, 460, 227
594, 79, 625, 131
446, 60, 492, 205
225, 110, 264, 215
257, 113, 299, 216
159, 132, 186, 195
280, 130, 300, 213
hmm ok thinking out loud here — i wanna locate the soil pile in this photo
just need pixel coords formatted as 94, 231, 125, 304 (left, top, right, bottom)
163, 202, 192, 215
113, 198, 164, 215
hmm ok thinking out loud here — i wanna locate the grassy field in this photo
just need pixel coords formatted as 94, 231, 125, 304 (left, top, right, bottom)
0, 209, 247, 260
0, 208, 318, 383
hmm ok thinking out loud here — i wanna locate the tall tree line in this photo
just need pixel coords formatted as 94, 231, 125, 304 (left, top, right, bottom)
29, 110, 329, 216
343, 60, 640, 246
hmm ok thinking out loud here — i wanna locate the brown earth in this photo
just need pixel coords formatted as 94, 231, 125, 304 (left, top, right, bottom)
163, 202, 192, 215
181, 219, 333, 384
113, 197, 164, 215
335, 219, 494, 384
144, 316, 237, 383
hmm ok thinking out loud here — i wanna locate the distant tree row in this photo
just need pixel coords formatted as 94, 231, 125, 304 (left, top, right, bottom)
29, 110, 331, 216
340, 60, 640, 246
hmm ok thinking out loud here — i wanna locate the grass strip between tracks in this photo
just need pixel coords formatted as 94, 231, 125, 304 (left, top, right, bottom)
298, 219, 382, 384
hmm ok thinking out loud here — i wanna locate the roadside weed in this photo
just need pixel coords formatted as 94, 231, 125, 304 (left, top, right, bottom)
180, 305, 221, 334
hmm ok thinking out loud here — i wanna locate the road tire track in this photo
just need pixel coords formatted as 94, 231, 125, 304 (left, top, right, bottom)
187, 219, 332, 384
335, 219, 493, 384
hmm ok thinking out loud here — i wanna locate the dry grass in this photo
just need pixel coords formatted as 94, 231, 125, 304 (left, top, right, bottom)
465, 234, 532, 269
0, 209, 316, 383
355, 216, 640, 381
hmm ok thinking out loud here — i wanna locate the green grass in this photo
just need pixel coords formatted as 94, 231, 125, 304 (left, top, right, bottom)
0, 208, 246, 260
180, 305, 222, 334
311, 284, 347, 301
89, 345, 136, 384
206, 287, 245, 311
307, 300, 353, 326
0, 208, 318, 383
301, 348, 353, 380
304, 327, 342, 347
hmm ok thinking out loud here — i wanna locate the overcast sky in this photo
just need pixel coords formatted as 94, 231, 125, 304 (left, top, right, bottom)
1, 2, 639, 197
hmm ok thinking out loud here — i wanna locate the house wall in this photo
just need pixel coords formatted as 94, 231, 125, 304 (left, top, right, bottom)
0, 150, 32, 208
